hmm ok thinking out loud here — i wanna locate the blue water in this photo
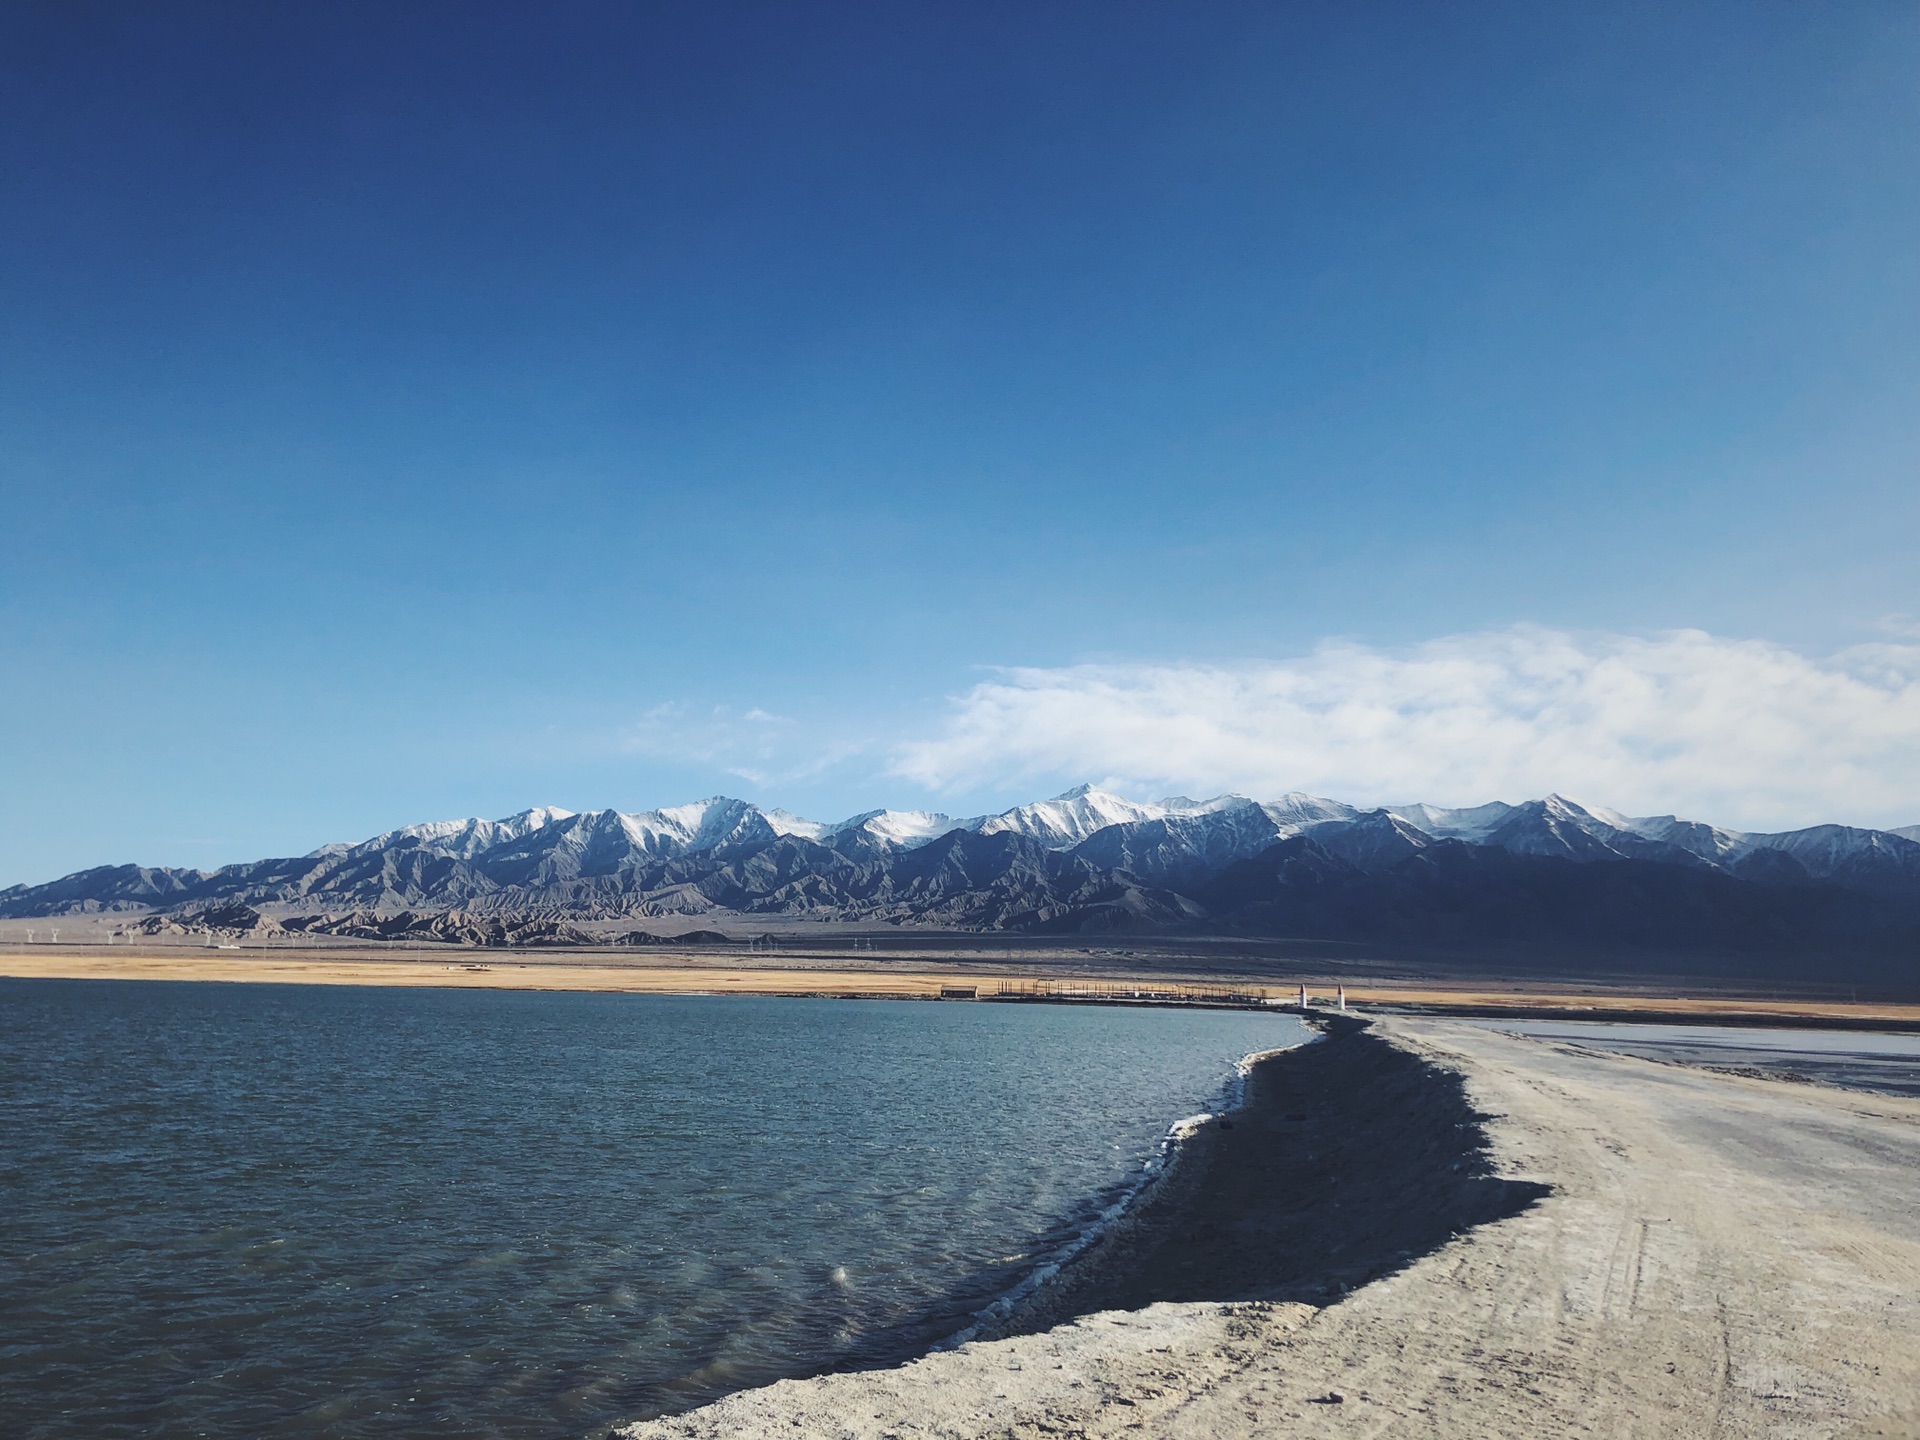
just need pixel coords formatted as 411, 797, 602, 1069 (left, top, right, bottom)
0, 980, 1305, 1439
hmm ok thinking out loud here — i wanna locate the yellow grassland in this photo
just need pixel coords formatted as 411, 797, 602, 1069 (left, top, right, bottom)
2, 946, 1917, 1025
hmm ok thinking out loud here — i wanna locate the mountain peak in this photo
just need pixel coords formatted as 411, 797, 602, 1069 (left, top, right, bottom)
1540, 793, 1595, 817
10, 787, 1920, 948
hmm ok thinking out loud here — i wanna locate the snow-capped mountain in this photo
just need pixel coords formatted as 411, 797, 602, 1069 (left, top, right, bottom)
605, 797, 779, 857
7, 786, 1920, 975
1381, 800, 1516, 842
972, 784, 1183, 846
852, 809, 963, 847
21, 785, 1920, 892
327, 806, 575, 861
764, 807, 961, 848
1260, 793, 1364, 829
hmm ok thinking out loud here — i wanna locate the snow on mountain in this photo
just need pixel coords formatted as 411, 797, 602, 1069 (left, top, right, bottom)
1298, 810, 1435, 870
1384, 800, 1517, 841
971, 784, 1170, 846
1475, 795, 1728, 866
403, 800, 782, 872
967, 786, 1293, 849
1615, 813, 1749, 863
1378, 798, 1920, 889
1729, 824, 1920, 892
853, 810, 964, 847
1259, 793, 1360, 830
762, 808, 830, 841
1068, 805, 1288, 885
337, 806, 575, 860
304, 792, 1920, 885
765, 807, 963, 848
1063, 793, 1382, 883
1159, 793, 1271, 817
19, 783, 1920, 930
1483, 795, 1640, 858
611, 798, 778, 856
1602, 813, 1920, 888
308, 790, 1920, 881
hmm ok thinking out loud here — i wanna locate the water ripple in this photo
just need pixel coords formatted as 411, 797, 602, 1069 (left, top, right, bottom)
1, 979, 1303, 1439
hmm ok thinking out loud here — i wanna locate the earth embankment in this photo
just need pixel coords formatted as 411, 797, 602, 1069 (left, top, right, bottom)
985, 1018, 1547, 1335
619, 1017, 1920, 1439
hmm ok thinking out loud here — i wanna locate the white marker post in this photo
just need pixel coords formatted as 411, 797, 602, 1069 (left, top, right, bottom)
1298, 983, 1309, 1011
1337, 985, 1347, 1011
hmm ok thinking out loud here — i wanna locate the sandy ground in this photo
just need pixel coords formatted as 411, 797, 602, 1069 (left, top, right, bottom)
617, 1017, 1920, 1439
3, 949, 1917, 1028
0, 950, 1020, 998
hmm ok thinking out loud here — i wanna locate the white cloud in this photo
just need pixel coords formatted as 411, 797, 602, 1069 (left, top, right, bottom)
621, 704, 792, 784
621, 704, 870, 788
889, 628, 1920, 832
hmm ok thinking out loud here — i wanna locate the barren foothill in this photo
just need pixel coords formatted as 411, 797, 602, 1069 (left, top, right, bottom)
619, 1017, 1920, 1440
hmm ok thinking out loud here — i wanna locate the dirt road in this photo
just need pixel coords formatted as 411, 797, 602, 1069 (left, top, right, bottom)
618, 1018, 1920, 1438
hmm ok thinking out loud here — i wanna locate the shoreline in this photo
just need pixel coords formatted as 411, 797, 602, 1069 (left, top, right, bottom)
617, 1015, 1920, 1439
618, 1020, 1549, 1431
3, 948, 1918, 1029
942, 1034, 1317, 1350
972, 1017, 1547, 1340
596, 1026, 1337, 1430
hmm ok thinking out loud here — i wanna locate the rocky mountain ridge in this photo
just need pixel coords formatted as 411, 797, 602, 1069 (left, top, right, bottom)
7, 787, 1920, 974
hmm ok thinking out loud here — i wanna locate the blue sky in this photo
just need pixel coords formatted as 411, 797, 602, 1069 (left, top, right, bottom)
4, 1, 1919, 883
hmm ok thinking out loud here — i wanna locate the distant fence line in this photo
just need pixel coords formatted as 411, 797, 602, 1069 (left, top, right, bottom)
987, 980, 1276, 1006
